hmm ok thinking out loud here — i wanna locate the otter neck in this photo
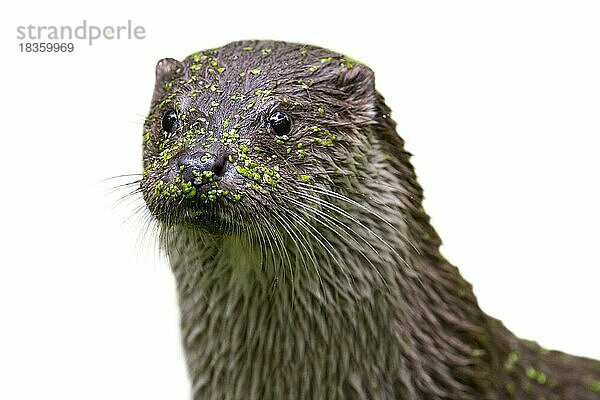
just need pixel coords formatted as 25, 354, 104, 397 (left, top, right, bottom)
163, 211, 508, 400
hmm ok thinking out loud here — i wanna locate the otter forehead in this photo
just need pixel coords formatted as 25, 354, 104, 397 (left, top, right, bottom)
181, 41, 346, 92
153, 41, 356, 118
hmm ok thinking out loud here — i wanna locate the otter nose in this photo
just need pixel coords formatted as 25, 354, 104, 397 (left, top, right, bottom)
178, 152, 228, 185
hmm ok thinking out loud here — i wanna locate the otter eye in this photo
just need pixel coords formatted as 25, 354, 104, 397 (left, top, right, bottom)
268, 111, 291, 135
161, 110, 178, 133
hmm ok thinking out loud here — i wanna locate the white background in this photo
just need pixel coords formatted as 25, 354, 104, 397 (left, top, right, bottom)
1, 1, 599, 399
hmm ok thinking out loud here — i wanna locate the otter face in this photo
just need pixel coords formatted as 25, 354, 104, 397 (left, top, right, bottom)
141, 41, 378, 232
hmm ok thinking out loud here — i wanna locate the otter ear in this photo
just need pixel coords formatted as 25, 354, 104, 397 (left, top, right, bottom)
151, 58, 184, 105
335, 61, 377, 120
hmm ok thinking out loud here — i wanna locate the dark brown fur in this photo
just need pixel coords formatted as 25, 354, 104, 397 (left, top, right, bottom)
140, 40, 600, 399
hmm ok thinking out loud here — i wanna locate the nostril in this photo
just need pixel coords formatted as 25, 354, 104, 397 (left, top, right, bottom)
212, 153, 228, 177
178, 160, 198, 184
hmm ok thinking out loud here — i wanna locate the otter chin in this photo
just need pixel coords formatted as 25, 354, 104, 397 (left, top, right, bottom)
140, 40, 600, 400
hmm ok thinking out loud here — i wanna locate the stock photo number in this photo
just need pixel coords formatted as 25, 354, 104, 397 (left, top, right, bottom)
19, 42, 74, 53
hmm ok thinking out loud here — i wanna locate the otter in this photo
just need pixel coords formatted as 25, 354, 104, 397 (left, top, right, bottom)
139, 40, 600, 399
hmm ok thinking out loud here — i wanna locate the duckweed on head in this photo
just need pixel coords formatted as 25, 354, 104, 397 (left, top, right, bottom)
143, 41, 359, 208
525, 367, 547, 385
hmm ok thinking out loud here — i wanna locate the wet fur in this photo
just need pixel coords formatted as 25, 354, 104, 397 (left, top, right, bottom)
141, 40, 600, 399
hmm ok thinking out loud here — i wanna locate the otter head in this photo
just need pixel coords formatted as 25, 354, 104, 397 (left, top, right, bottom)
141, 41, 385, 235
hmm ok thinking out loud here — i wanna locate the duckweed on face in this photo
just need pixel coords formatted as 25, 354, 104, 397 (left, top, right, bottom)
141, 40, 370, 210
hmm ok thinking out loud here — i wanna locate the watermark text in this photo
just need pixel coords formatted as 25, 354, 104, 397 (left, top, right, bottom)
16, 20, 146, 46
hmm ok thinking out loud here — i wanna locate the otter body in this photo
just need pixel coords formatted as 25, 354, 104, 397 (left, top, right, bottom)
140, 41, 600, 399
